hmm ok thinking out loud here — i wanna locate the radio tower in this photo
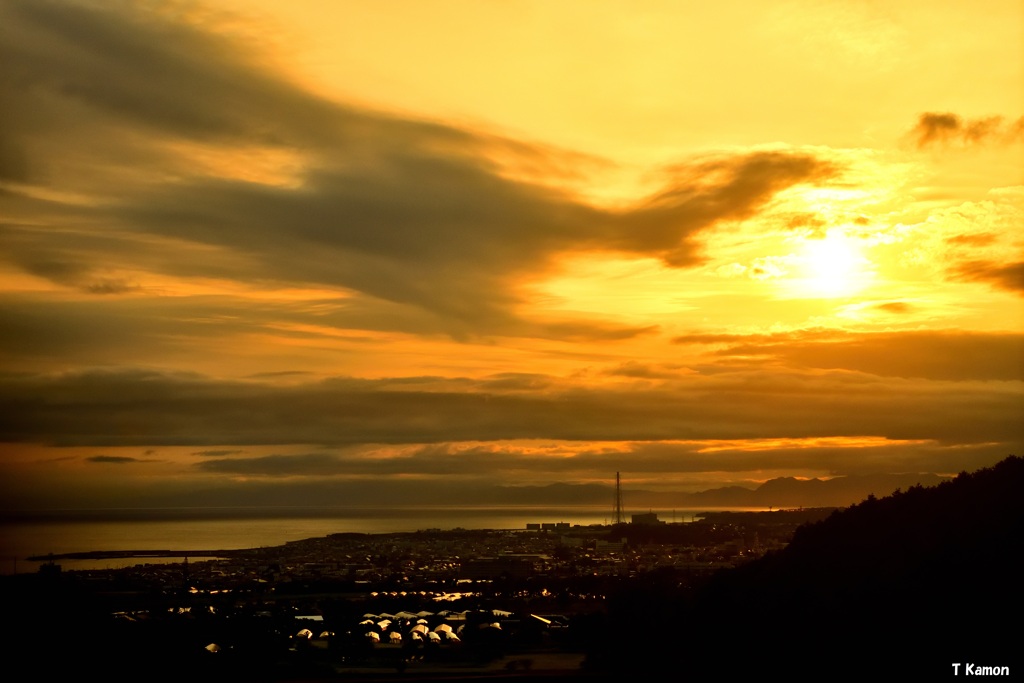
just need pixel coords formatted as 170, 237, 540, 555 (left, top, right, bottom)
613, 472, 624, 524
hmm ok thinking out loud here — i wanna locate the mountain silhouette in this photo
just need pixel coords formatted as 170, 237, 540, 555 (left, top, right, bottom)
587, 456, 1023, 677
492, 471, 951, 509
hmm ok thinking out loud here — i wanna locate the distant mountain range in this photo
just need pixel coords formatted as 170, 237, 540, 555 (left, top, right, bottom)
675, 471, 951, 508
494, 471, 951, 509
17, 470, 954, 515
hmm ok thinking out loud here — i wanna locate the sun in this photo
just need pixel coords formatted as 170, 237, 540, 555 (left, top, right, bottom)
796, 231, 872, 298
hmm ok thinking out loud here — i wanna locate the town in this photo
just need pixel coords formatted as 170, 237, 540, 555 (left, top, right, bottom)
9, 508, 834, 678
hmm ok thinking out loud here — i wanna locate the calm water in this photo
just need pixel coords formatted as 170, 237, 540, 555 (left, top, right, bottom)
0, 506, 745, 574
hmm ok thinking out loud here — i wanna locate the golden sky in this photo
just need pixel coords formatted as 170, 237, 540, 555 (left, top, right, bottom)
0, 0, 1022, 510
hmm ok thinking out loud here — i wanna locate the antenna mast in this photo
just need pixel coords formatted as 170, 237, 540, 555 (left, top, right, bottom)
613, 472, 624, 524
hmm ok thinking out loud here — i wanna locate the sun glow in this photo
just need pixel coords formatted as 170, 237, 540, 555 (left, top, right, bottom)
794, 231, 872, 298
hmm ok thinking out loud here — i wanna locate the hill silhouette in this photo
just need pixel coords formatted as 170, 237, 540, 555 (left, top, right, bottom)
679, 470, 951, 508
487, 471, 950, 509
586, 456, 1023, 677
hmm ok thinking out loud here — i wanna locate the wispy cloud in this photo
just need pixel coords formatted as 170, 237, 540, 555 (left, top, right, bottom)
911, 112, 1024, 149
192, 449, 244, 458
0, 0, 838, 339
0, 1, 1021, 511
2, 364, 1020, 449
948, 260, 1024, 294
676, 329, 1024, 381
87, 455, 144, 464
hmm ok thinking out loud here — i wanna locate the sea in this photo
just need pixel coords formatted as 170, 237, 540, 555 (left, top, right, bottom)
0, 505, 762, 575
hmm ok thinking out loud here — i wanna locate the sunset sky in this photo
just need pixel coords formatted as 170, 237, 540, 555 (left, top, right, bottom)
1, 0, 1022, 512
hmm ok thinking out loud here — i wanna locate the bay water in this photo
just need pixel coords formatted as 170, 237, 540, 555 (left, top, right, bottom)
0, 506, 737, 574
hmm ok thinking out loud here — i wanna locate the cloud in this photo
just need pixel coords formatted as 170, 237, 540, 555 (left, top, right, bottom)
677, 328, 1024, 382
192, 449, 244, 458
945, 232, 999, 247
0, 0, 838, 338
196, 452, 343, 476
79, 147, 831, 336
0, 2, 1020, 511
190, 446, 534, 479
873, 301, 913, 314
4, 436, 1012, 511
87, 455, 142, 464
0, 136, 31, 182
0, 297, 245, 367
948, 260, 1024, 294
604, 440, 1006, 479
604, 361, 688, 380
1, 364, 1020, 451
911, 112, 1023, 148
189, 439, 1000, 483
909, 200, 1024, 296
609, 152, 837, 266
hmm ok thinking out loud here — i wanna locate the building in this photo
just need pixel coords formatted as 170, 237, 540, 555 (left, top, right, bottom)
631, 512, 662, 526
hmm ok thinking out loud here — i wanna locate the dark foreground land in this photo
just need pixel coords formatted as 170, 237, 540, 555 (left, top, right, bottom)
4, 457, 1022, 680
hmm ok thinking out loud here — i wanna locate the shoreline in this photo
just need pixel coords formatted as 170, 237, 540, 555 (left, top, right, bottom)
26, 549, 250, 561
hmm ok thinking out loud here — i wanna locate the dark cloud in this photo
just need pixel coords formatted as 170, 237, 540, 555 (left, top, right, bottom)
52, 433, 1018, 501
196, 452, 343, 476
913, 113, 961, 146
945, 232, 999, 247
173, 439, 1010, 485
911, 112, 1023, 148
948, 260, 1024, 294
0, 291, 665, 376
604, 361, 687, 379
29, 475, 614, 510
0, 0, 838, 337
1, 365, 1020, 450
192, 448, 512, 479
874, 302, 912, 314
1, 0, 352, 146
246, 371, 316, 380
609, 153, 837, 266
192, 450, 244, 458
0, 296, 245, 368
674, 328, 837, 346
0, 136, 31, 182
476, 373, 554, 391
0, 2, 1019, 510
678, 329, 1024, 382
87, 455, 141, 464
83, 278, 141, 295
19, 259, 92, 287
97, 149, 830, 333
785, 213, 828, 230
535, 321, 660, 341
608, 440, 1008, 478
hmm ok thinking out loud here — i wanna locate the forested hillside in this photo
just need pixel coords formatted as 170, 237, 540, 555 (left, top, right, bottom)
587, 456, 1023, 677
